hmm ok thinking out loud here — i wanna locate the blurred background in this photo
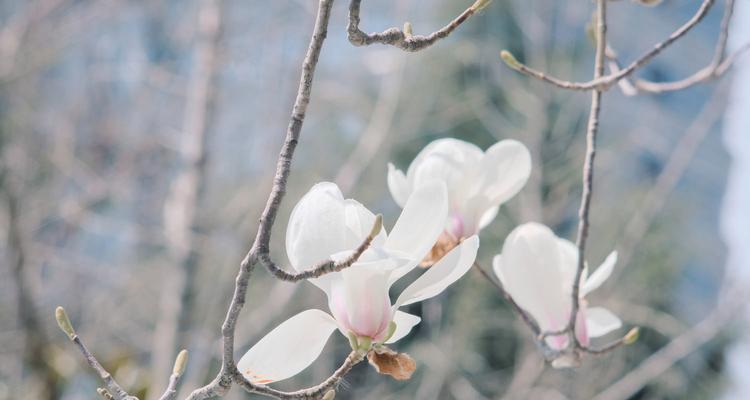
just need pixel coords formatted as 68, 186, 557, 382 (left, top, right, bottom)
1, 0, 748, 399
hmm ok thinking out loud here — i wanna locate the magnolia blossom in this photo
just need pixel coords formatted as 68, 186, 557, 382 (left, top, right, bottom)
238, 181, 479, 384
387, 138, 531, 263
493, 222, 621, 351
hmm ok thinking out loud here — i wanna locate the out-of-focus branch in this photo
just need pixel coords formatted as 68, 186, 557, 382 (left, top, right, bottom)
591, 296, 745, 400
616, 83, 727, 274
347, 0, 490, 52
185, 1, 339, 398
151, 0, 222, 389
55, 307, 139, 400
500, 0, 717, 92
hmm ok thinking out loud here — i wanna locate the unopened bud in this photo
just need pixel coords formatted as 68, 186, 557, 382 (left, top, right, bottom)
634, 0, 663, 6
403, 22, 413, 38
500, 50, 521, 69
173, 349, 189, 375
322, 390, 336, 400
623, 327, 640, 345
369, 214, 383, 238
55, 306, 76, 340
471, 0, 493, 11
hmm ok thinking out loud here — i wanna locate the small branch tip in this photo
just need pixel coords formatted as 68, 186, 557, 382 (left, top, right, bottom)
173, 349, 189, 375
500, 50, 520, 69
370, 214, 383, 238
471, 0, 493, 12
55, 306, 76, 340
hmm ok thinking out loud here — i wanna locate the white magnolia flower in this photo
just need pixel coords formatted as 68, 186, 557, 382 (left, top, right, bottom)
492, 222, 621, 351
387, 138, 530, 263
238, 181, 479, 384
388, 138, 531, 238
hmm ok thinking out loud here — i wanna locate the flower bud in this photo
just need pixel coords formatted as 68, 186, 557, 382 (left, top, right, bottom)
173, 349, 189, 375
55, 306, 76, 340
500, 50, 521, 70
471, 0, 493, 12
322, 390, 336, 400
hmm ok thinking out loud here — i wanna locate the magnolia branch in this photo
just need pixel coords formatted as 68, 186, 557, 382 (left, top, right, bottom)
569, 0, 607, 347
185, 1, 337, 398
612, 0, 749, 95
258, 214, 382, 282
347, 0, 491, 52
234, 351, 365, 400
500, 0, 717, 92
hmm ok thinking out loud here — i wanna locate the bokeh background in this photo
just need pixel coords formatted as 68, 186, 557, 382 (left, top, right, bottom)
1, 0, 749, 399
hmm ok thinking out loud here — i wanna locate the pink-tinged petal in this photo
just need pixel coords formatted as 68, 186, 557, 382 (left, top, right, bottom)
385, 311, 421, 344
387, 163, 410, 208
395, 236, 479, 307
585, 307, 622, 338
386, 180, 449, 282
582, 251, 618, 296
495, 223, 571, 336
329, 262, 393, 340
575, 303, 590, 347
237, 310, 338, 385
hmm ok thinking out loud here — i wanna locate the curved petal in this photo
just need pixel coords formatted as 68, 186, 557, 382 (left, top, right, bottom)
395, 236, 479, 307
385, 180, 449, 281
407, 139, 483, 208
585, 307, 622, 338
495, 223, 570, 335
556, 238, 583, 294
387, 163, 410, 208
286, 182, 386, 293
582, 251, 617, 296
475, 140, 531, 206
385, 311, 421, 344
237, 310, 338, 384
477, 205, 500, 230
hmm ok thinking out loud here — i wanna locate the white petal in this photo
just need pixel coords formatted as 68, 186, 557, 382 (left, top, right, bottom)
285, 182, 386, 293
395, 236, 479, 307
556, 238, 582, 294
407, 139, 484, 208
237, 310, 338, 384
582, 251, 617, 296
475, 140, 531, 206
387, 163, 410, 208
585, 307, 622, 338
477, 206, 500, 230
385, 311, 421, 344
495, 223, 571, 334
385, 180, 448, 276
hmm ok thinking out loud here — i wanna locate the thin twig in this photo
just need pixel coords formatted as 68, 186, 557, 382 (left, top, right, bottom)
234, 352, 365, 400
500, 0, 716, 92
472, 262, 540, 335
257, 214, 381, 282
591, 297, 745, 400
347, 0, 488, 52
67, 333, 138, 400
609, 0, 750, 94
568, 0, 607, 344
